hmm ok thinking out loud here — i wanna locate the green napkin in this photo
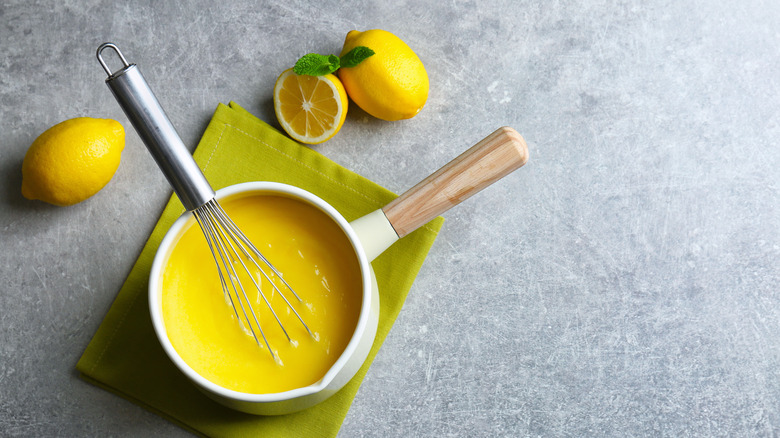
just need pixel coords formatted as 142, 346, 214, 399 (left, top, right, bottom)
76, 102, 443, 437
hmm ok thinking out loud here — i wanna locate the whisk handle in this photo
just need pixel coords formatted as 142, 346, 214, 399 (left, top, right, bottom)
96, 43, 215, 211
382, 127, 528, 238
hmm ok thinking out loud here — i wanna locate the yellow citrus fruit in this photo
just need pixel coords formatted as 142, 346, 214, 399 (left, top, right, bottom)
273, 68, 348, 144
338, 29, 429, 121
21, 117, 125, 206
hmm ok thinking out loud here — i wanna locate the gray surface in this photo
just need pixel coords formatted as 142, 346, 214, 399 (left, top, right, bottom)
1, 0, 779, 436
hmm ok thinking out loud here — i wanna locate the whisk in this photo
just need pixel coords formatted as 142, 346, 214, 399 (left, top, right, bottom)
96, 43, 310, 359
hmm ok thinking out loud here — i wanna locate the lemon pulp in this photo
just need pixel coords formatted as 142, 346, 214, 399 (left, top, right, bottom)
161, 193, 363, 394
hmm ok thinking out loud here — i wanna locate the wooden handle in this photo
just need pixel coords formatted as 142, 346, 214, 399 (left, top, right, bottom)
382, 126, 529, 238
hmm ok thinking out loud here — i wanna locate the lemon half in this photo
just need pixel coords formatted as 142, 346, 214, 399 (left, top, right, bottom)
273, 69, 348, 144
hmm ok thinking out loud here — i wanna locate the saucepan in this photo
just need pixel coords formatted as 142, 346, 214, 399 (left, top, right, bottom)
148, 126, 527, 415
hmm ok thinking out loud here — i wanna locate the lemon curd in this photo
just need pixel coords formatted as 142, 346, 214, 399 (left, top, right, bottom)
161, 193, 363, 394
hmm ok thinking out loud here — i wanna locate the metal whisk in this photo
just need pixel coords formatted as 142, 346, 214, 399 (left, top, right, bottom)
97, 43, 311, 359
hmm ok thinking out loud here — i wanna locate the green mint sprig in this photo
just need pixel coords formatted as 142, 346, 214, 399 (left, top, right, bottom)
293, 46, 375, 76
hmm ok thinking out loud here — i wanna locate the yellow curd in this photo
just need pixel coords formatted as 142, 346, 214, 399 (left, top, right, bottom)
161, 193, 362, 394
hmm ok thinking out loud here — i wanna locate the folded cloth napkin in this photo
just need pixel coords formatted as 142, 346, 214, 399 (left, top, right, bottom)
76, 102, 444, 437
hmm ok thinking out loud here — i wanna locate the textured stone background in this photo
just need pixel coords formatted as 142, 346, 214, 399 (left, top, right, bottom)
1, 0, 779, 436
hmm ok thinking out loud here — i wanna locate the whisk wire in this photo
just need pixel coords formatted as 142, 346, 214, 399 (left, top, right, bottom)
193, 205, 275, 358
212, 205, 299, 298
192, 199, 313, 359
208, 201, 314, 338
205, 203, 293, 343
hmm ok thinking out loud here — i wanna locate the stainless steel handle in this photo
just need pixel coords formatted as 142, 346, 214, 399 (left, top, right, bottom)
96, 42, 215, 211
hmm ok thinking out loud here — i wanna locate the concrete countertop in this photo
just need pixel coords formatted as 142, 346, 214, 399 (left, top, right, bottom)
2, 1, 779, 436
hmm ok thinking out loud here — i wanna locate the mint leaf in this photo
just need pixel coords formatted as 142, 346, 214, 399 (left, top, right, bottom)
292, 46, 374, 76
340, 46, 375, 68
293, 53, 341, 76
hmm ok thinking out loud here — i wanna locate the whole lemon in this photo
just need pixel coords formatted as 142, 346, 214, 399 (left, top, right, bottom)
21, 117, 125, 206
338, 29, 429, 121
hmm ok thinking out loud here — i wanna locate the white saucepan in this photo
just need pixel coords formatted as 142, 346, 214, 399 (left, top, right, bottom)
148, 127, 527, 415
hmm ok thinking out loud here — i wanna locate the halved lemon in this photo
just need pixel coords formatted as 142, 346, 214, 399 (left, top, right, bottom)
273, 68, 348, 144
